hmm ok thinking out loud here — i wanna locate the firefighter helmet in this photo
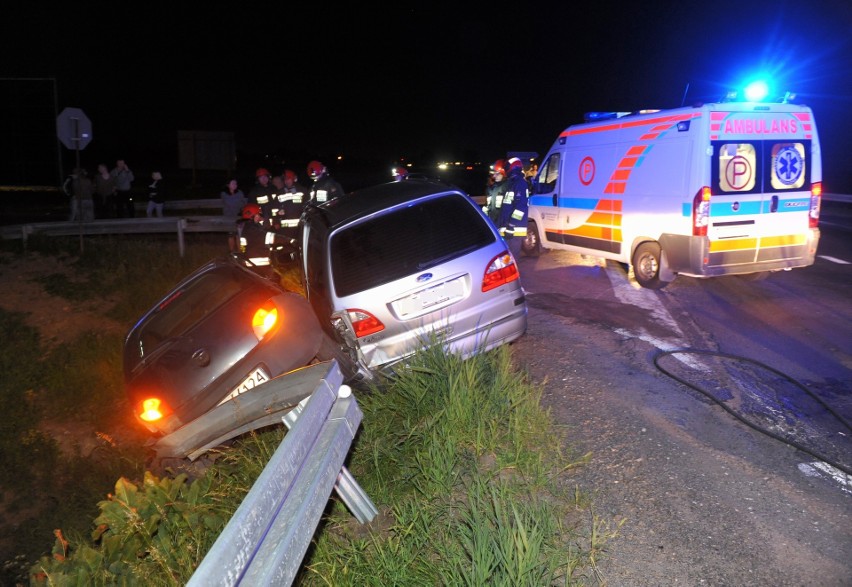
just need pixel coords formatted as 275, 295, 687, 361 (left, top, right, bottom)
491, 159, 507, 177
507, 157, 524, 172
307, 161, 326, 180
241, 203, 262, 219
255, 167, 271, 178
283, 169, 298, 182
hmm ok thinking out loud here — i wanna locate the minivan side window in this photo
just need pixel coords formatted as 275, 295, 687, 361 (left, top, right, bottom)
534, 153, 560, 194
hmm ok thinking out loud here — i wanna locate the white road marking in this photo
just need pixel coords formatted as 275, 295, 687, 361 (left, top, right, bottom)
604, 265, 709, 369
797, 462, 851, 494
817, 255, 850, 265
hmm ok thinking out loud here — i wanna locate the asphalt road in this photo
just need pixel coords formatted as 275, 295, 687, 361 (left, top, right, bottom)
510, 208, 851, 585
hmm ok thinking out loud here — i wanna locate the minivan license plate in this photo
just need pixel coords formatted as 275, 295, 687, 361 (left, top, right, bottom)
218, 366, 271, 405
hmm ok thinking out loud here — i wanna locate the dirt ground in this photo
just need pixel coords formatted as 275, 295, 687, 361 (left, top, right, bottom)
0, 250, 151, 579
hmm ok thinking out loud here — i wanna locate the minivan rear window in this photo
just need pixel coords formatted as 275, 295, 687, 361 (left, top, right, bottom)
330, 194, 496, 297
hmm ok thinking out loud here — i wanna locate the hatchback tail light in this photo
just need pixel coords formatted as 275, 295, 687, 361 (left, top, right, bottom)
252, 304, 278, 340
137, 396, 172, 426
482, 251, 520, 292
809, 182, 822, 228
692, 186, 711, 237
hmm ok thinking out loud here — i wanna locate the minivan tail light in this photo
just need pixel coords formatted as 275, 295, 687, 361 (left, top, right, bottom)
482, 251, 520, 292
347, 309, 384, 338
809, 182, 822, 228
692, 186, 711, 237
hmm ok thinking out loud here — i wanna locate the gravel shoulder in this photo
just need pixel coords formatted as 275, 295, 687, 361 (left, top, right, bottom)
511, 303, 852, 586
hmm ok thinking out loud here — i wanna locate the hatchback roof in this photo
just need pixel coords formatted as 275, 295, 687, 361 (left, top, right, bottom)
305, 178, 467, 230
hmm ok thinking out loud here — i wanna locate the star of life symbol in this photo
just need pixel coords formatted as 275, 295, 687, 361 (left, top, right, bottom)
775, 146, 803, 186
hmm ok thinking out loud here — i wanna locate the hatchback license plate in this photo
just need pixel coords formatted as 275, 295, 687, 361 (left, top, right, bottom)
218, 366, 271, 405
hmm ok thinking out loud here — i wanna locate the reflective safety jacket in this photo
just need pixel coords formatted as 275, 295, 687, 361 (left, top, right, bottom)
498, 168, 529, 237
309, 175, 345, 204
484, 179, 506, 224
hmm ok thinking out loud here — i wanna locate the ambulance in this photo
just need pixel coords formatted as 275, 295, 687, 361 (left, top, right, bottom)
523, 96, 822, 288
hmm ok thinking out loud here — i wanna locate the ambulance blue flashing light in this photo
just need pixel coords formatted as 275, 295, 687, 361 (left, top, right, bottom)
584, 111, 632, 122
744, 80, 770, 102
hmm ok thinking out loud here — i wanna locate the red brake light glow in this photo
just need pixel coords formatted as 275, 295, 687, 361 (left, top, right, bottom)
809, 181, 822, 228
482, 251, 519, 292
692, 186, 711, 237
252, 305, 278, 340
139, 397, 166, 423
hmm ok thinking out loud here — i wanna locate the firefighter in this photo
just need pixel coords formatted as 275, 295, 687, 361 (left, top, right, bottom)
306, 160, 345, 204
271, 169, 307, 237
483, 159, 507, 224
235, 203, 279, 276
498, 157, 529, 258
248, 168, 276, 219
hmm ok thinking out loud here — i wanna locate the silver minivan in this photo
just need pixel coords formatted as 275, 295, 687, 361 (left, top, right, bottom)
300, 178, 528, 378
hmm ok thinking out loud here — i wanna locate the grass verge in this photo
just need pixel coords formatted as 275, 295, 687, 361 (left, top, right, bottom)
0, 235, 620, 585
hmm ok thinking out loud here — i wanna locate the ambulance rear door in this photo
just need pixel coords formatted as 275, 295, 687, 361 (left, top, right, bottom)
708, 106, 816, 268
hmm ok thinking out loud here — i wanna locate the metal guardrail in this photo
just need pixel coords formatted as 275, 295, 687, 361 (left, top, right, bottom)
0, 214, 235, 256
187, 360, 377, 587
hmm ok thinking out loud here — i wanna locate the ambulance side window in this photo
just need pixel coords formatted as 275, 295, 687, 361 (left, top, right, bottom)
768, 142, 807, 191
715, 142, 757, 193
534, 153, 560, 194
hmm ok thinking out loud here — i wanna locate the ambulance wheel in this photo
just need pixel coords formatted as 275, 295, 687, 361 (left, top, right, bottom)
632, 242, 665, 289
521, 221, 541, 257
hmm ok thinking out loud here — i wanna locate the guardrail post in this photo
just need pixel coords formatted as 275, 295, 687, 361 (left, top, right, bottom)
282, 396, 378, 524
178, 218, 186, 257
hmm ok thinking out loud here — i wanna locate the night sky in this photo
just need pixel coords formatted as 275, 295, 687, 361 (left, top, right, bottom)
4, 1, 851, 192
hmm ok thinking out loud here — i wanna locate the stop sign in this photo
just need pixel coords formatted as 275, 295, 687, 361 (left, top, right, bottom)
56, 107, 93, 150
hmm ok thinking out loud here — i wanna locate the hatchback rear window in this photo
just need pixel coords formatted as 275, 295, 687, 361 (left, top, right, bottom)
135, 268, 248, 357
330, 194, 496, 297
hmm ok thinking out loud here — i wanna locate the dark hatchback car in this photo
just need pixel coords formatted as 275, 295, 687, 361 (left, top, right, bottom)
123, 255, 338, 435
300, 178, 528, 377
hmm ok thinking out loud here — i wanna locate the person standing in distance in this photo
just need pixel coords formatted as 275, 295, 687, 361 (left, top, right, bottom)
110, 159, 135, 217
93, 163, 115, 218
146, 171, 165, 218
221, 178, 247, 252
306, 160, 344, 204
497, 157, 529, 259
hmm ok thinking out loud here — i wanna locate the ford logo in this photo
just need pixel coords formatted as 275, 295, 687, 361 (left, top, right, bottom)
416, 273, 433, 283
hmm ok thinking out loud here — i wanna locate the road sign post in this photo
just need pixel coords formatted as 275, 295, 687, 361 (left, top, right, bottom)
56, 107, 93, 251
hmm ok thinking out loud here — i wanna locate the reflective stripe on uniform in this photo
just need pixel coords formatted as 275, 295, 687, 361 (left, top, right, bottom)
280, 219, 299, 227
248, 257, 271, 266
256, 196, 269, 205
511, 209, 525, 221
277, 193, 304, 203
264, 232, 276, 245
314, 190, 328, 202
